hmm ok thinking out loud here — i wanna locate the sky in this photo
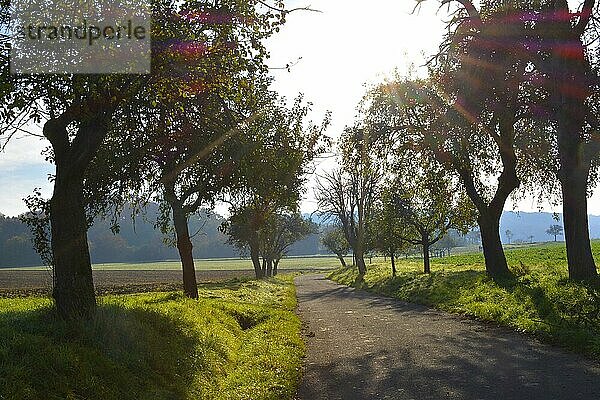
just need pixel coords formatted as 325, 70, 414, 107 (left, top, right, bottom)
0, 0, 595, 217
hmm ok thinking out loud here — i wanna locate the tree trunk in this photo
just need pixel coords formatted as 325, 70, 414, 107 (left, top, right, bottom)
46, 116, 109, 320
545, 19, 597, 280
266, 258, 273, 277
50, 178, 96, 320
262, 257, 267, 278
337, 254, 347, 268
478, 211, 511, 278
250, 244, 263, 279
390, 251, 396, 276
560, 168, 597, 279
172, 205, 198, 299
273, 259, 279, 276
452, 94, 519, 280
355, 248, 367, 275
422, 239, 431, 274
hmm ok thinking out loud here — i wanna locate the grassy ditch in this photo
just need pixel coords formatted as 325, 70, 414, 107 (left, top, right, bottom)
0, 276, 304, 400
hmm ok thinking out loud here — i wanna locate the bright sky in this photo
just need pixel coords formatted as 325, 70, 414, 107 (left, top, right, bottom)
0, 0, 595, 217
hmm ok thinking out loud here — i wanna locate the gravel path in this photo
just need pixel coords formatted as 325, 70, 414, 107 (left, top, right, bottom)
295, 274, 600, 400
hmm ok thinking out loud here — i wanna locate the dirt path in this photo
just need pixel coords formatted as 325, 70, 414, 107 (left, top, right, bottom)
295, 274, 600, 400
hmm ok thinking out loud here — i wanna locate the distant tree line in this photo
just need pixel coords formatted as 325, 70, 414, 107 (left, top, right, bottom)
0, 206, 328, 268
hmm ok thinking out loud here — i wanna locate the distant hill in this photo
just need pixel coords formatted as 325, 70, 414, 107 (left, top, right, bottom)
0, 205, 326, 268
499, 211, 600, 243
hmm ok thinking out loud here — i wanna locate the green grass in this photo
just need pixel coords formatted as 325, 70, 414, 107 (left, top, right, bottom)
4, 255, 349, 271
330, 241, 600, 358
0, 276, 304, 400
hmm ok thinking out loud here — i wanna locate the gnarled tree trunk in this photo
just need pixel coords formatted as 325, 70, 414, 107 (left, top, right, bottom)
46, 116, 109, 320
164, 181, 199, 299
454, 110, 517, 279
50, 178, 96, 320
354, 246, 367, 275
336, 254, 347, 268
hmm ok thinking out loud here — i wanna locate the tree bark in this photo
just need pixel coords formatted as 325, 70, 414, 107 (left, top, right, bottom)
171, 204, 198, 299
261, 257, 267, 278
478, 210, 511, 278
390, 251, 396, 276
542, 10, 597, 280
46, 116, 109, 320
50, 178, 96, 320
266, 258, 273, 277
559, 167, 597, 279
355, 247, 367, 275
273, 259, 280, 276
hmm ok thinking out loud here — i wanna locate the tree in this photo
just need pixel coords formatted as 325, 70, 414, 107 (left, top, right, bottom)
385, 161, 475, 274
222, 98, 330, 278
316, 165, 379, 276
387, 1, 547, 279
505, 230, 514, 245
260, 212, 316, 276
369, 190, 410, 276
135, 72, 270, 299
321, 226, 351, 268
76, 0, 291, 299
546, 225, 564, 242
0, 73, 149, 319
316, 125, 381, 276
524, 0, 600, 279
423, 0, 600, 280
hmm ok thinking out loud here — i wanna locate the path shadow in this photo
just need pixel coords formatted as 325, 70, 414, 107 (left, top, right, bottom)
297, 275, 600, 400
298, 313, 600, 400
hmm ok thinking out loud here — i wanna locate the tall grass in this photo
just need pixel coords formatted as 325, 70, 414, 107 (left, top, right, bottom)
0, 276, 304, 400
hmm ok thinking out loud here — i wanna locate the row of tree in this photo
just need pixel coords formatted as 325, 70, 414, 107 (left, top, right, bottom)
0, 1, 327, 319
316, 125, 476, 276
319, 0, 600, 281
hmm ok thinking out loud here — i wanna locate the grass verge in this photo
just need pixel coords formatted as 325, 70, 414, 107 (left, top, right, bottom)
329, 243, 600, 358
0, 276, 304, 400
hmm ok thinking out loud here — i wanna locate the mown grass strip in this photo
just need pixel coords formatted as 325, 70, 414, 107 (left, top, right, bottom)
0, 276, 304, 400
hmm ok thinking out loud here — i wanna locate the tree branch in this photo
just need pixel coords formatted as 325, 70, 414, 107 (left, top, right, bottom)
575, 0, 596, 36
256, 1, 322, 15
